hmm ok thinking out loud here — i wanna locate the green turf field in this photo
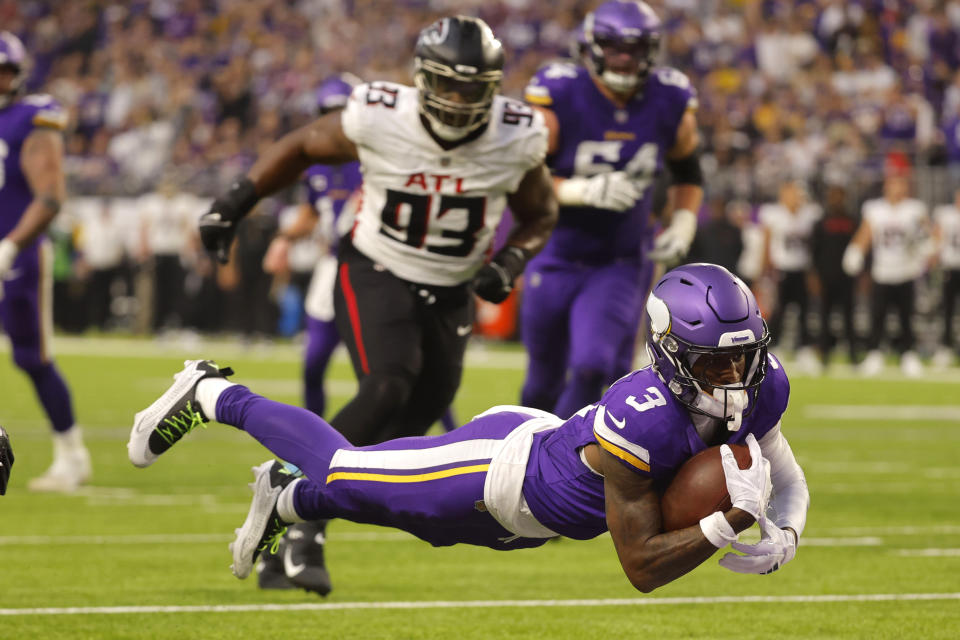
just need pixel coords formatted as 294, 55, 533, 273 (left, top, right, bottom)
1, 336, 958, 639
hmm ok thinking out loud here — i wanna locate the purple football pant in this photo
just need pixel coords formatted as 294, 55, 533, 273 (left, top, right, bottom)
303, 315, 340, 417
216, 385, 547, 550
521, 257, 650, 419
0, 243, 75, 432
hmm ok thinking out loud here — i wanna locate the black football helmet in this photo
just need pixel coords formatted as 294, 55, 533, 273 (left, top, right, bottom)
414, 16, 504, 141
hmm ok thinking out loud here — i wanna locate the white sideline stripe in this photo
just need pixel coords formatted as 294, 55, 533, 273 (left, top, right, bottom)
1, 593, 958, 616
804, 405, 960, 421
897, 549, 960, 557
0, 336, 529, 369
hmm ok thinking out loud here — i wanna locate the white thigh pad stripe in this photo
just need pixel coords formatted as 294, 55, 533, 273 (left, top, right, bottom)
330, 439, 505, 471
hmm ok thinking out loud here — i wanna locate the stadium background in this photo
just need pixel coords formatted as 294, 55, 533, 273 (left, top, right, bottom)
2, 1, 960, 638
4, 0, 960, 344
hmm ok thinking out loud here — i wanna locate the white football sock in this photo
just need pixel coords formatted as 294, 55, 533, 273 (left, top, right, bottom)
277, 478, 306, 523
195, 378, 237, 420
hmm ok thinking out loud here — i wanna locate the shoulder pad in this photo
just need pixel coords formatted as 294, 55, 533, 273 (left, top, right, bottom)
24, 94, 67, 130
650, 67, 698, 111
524, 61, 582, 107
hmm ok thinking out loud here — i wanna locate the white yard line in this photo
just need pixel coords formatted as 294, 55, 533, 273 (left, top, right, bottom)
803, 405, 960, 421
897, 549, 960, 557
0, 593, 957, 616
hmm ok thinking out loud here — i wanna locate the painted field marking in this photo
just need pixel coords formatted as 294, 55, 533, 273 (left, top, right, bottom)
897, 549, 960, 557
804, 405, 960, 421
0, 593, 958, 616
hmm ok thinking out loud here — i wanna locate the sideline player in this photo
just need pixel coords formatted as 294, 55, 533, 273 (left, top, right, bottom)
520, 1, 703, 418
0, 32, 91, 492
196, 17, 557, 593
843, 171, 930, 377
129, 263, 809, 591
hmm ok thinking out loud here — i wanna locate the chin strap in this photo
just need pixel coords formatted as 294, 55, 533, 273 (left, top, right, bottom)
692, 386, 749, 431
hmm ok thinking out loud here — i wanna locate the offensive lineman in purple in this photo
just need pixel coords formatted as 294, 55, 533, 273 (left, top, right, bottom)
0, 31, 91, 492
520, 1, 704, 418
130, 264, 809, 592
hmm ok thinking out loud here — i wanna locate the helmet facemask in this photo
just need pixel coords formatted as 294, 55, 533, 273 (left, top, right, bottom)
588, 32, 660, 94
414, 57, 501, 141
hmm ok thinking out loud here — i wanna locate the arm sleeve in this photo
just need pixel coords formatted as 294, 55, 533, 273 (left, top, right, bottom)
758, 421, 810, 537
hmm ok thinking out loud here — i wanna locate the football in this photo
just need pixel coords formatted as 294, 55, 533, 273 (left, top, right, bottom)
660, 443, 752, 531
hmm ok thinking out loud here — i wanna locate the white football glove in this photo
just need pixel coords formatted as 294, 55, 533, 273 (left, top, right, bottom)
719, 515, 797, 574
556, 172, 643, 212
0, 238, 17, 302
0, 238, 16, 280
720, 433, 771, 521
648, 209, 698, 264
842, 244, 864, 277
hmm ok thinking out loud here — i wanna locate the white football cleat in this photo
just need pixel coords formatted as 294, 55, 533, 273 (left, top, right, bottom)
900, 351, 924, 379
229, 460, 299, 580
128, 360, 233, 468
858, 350, 885, 377
28, 427, 92, 493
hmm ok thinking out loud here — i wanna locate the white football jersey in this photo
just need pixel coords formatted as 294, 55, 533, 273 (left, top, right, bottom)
758, 203, 821, 272
340, 81, 548, 286
934, 204, 960, 269
862, 197, 929, 283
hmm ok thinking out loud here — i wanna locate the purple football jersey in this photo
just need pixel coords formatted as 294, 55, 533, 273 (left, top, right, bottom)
524, 62, 696, 263
0, 95, 67, 243
522, 354, 790, 540
303, 162, 362, 255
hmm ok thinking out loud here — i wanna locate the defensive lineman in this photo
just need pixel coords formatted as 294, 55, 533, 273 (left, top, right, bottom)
0, 31, 91, 491
197, 16, 557, 593
129, 264, 809, 591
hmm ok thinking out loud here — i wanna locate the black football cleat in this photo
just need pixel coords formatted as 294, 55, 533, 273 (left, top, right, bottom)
256, 543, 296, 590
284, 521, 333, 596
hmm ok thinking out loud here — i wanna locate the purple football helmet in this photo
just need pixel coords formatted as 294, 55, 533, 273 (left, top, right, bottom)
316, 72, 362, 116
583, 1, 662, 94
645, 263, 770, 430
0, 31, 27, 108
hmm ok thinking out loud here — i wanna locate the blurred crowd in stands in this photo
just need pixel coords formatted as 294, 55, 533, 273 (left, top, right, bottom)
6, 0, 960, 362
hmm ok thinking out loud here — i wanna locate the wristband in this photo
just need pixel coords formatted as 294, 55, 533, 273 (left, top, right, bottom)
699, 511, 738, 548
221, 177, 260, 222
555, 177, 588, 206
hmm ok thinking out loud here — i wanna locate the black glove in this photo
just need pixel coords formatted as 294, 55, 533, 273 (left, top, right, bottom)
199, 177, 259, 263
472, 246, 529, 304
0, 426, 14, 496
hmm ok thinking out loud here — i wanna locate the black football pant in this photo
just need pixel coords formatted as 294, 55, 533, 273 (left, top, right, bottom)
331, 243, 472, 447
943, 269, 960, 349
768, 270, 811, 348
867, 280, 916, 354
817, 275, 856, 361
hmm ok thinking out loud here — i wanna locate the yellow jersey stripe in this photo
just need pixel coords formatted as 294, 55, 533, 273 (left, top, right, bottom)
326, 463, 490, 485
594, 432, 651, 472
32, 112, 68, 130
524, 94, 553, 106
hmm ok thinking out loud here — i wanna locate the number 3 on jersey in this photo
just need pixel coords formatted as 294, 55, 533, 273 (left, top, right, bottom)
380, 190, 486, 258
